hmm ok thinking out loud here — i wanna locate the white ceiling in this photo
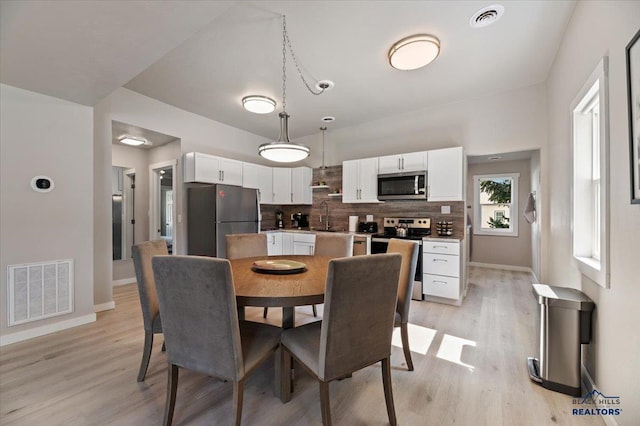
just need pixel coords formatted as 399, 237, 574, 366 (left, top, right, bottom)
1, 1, 576, 140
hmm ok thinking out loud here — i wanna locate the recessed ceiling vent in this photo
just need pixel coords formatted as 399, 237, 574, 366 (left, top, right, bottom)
470, 4, 504, 28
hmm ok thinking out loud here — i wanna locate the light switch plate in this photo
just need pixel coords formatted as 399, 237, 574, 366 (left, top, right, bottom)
366, 214, 373, 222
441, 205, 451, 214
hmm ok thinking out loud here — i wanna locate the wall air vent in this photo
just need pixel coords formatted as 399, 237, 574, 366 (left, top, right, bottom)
470, 4, 504, 28
7, 259, 74, 326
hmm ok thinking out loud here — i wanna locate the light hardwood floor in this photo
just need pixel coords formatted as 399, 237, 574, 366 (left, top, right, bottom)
0, 267, 602, 425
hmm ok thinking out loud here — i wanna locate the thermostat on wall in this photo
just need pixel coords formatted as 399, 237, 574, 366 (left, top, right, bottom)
30, 176, 54, 193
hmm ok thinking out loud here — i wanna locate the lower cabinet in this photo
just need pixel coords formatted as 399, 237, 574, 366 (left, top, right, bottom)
292, 233, 315, 255
423, 240, 461, 300
266, 231, 306, 255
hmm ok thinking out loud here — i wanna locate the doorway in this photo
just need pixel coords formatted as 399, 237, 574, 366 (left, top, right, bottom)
150, 160, 177, 255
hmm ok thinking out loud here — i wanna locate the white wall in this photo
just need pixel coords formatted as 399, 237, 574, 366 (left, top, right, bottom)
544, 1, 640, 424
1, 84, 95, 341
297, 83, 547, 166
93, 88, 269, 306
530, 151, 541, 280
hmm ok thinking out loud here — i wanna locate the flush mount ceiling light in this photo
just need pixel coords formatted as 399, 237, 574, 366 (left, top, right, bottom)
470, 4, 504, 28
119, 136, 146, 146
388, 34, 440, 71
259, 15, 329, 163
242, 95, 276, 114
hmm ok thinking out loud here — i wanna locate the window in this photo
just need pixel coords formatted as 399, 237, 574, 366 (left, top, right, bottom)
571, 57, 609, 288
473, 173, 519, 237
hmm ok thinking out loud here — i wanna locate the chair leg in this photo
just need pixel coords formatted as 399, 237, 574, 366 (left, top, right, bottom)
400, 323, 414, 371
381, 357, 397, 426
163, 364, 179, 426
312, 304, 318, 317
233, 379, 245, 426
263, 307, 268, 318
319, 381, 332, 426
137, 331, 154, 382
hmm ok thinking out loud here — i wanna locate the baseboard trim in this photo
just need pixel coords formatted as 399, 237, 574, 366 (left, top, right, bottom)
0, 313, 96, 347
469, 261, 534, 274
94, 301, 115, 312
113, 277, 136, 286
582, 365, 619, 426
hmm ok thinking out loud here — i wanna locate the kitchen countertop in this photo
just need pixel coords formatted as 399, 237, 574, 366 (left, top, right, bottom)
260, 228, 373, 238
423, 236, 463, 242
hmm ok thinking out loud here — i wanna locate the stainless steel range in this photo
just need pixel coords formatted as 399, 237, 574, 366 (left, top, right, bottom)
371, 217, 431, 300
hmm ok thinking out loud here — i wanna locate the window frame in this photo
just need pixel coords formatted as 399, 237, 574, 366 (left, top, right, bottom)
473, 173, 520, 237
571, 57, 610, 288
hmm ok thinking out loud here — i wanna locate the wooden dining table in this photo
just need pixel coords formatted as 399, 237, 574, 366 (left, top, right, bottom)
230, 254, 330, 329
229, 254, 331, 402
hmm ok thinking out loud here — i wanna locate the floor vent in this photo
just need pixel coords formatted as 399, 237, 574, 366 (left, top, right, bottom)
7, 259, 74, 326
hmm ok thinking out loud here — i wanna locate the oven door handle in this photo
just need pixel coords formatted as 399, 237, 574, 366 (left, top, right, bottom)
372, 238, 391, 243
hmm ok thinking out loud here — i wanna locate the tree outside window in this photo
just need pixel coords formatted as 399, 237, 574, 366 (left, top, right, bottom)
473, 173, 519, 236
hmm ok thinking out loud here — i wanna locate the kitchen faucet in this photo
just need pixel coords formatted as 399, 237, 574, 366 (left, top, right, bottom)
319, 201, 331, 231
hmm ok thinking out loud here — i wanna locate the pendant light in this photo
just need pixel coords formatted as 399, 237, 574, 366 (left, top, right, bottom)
319, 126, 327, 178
258, 15, 330, 163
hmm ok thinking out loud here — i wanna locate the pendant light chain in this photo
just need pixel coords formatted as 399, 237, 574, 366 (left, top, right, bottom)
282, 15, 325, 96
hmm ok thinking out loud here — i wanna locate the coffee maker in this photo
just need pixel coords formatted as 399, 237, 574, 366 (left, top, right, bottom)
275, 210, 284, 229
291, 212, 309, 229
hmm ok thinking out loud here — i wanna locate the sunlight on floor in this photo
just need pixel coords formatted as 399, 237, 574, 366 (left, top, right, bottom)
391, 323, 437, 355
436, 334, 477, 372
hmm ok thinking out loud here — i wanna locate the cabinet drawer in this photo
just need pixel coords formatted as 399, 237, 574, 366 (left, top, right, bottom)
423, 252, 460, 277
423, 240, 460, 255
293, 233, 315, 244
423, 274, 460, 299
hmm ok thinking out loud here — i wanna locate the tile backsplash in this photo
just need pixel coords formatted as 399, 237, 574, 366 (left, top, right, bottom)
261, 165, 466, 239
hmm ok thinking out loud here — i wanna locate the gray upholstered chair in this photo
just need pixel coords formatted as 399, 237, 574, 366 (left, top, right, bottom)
314, 232, 354, 258
152, 255, 281, 426
225, 233, 270, 318
132, 239, 168, 382
309, 233, 354, 317
387, 238, 420, 371
225, 233, 268, 260
281, 254, 402, 426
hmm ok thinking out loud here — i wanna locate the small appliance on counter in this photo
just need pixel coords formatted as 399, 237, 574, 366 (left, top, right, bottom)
291, 212, 309, 229
358, 221, 378, 233
275, 210, 284, 229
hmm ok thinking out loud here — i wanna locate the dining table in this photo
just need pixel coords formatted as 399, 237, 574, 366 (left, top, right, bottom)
229, 254, 331, 402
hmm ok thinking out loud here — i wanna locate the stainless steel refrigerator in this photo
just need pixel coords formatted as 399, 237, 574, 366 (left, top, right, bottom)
187, 184, 260, 258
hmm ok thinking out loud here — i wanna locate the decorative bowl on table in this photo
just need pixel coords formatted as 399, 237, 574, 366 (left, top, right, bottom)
251, 259, 307, 275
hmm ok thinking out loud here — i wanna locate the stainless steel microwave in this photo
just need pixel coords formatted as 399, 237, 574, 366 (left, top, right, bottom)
377, 171, 427, 200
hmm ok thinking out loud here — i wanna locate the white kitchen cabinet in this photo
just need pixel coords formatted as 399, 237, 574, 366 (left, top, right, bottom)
266, 231, 296, 255
272, 168, 292, 204
423, 239, 461, 300
111, 167, 123, 195
183, 152, 243, 186
342, 157, 379, 203
266, 232, 282, 256
378, 151, 427, 174
291, 167, 312, 204
243, 163, 273, 204
427, 147, 464, 201
292, 233, 315, 255
271, 167, 312, 205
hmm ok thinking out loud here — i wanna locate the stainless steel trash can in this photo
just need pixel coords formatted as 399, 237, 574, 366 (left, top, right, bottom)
527, 284, 594, 397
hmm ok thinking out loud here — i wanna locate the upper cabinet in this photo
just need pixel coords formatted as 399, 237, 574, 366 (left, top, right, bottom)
243, 162, 273, 204
273, 166, 312, 205
427, 147, 464, 201
183, 152, 242, 186
291, 167, 312, 204
342, 157, 379, 203
378, 151, 427, 174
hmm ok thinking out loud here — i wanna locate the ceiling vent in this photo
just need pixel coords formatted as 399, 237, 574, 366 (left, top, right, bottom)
470, 4, 504, 28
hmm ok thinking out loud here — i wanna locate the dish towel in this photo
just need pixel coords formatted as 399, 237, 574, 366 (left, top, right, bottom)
523, 192, 536, 224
